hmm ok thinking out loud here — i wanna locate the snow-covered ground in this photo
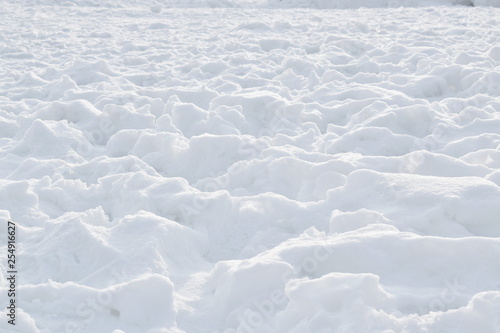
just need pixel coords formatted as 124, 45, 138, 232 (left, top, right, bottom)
1, 1, 500, 332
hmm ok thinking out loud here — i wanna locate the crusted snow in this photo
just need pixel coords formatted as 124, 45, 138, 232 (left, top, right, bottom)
0, 1, 500, 333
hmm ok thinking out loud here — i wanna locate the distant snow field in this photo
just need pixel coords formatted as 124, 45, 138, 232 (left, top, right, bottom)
1, 1, 500, 333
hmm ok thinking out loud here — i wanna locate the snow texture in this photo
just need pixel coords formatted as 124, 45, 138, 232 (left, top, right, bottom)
0, 1, 500, 333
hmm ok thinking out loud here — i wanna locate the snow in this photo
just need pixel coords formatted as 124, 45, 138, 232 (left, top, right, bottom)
1, 1, 500, 332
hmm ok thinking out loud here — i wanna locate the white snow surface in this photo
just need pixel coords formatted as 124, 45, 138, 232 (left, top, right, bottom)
1, 2, 500, 333
9, 0, 500, 7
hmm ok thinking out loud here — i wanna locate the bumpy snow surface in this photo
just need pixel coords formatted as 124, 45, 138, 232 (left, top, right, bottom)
1, 1, 500, 332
